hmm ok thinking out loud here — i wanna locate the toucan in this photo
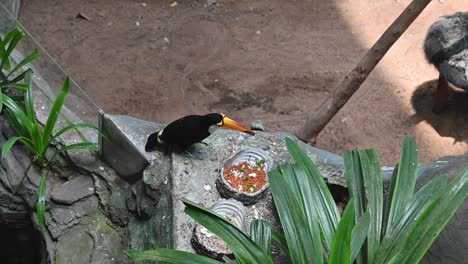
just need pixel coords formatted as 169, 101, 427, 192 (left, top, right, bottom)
145, 113, 254, 158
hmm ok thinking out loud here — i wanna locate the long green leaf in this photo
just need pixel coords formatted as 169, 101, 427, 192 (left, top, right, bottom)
0, 35, 6, 71
382, 164, 399, 237
10, 161, 33, 196
271, 230, 289, 256
344, 151, 367, 264
30, 123, 43, 156
7, 69, 29, 85
53, 123, 102, 140
250, 219, 272, 256
0, 28, 18, 70
377, 176, 448, 264
390, 169, 468, 264
3, 109, 27, 141
350, 211, 370, 262
125, 249, 222, 264
1, 28, 24, 71
37, 170, 48, 232
2, 83, 28, 92
359, 149, 383, 263
269, 166, 322, 264
5, 50, 38, 80
386, 137, 418, 232
48, 143, 100, 164
42, 77, 70, 149
2, 136, 22, 158
329, 200, 355, 264
182, 198, 273, 264
24, 70, 36, 122
2, 94, 33, 133
285, 138, 340, 250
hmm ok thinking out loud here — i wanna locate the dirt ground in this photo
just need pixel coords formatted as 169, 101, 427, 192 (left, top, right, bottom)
19, 0, 467, 165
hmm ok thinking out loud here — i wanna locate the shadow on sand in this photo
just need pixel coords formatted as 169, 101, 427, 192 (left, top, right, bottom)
410, 80, 468, 143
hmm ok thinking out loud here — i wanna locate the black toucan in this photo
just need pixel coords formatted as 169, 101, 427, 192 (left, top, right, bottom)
145, 113, 254, 158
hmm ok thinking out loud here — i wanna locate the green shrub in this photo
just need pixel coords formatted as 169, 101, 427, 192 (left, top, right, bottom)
0, 27, 101, 231
0, 27, 38, 110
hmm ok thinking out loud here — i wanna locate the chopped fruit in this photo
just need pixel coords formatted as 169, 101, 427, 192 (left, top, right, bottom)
223, 161, 267, 193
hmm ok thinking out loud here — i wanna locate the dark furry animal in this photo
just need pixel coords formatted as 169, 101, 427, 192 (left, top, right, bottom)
423, 12, 468, 112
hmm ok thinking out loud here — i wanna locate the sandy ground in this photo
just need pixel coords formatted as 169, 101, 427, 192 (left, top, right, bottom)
19, 0, 467, 165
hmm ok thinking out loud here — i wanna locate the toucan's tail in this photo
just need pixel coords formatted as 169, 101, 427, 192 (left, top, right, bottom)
145, 131, 160, 152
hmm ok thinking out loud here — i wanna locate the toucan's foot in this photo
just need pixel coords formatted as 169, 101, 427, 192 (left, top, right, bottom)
198, 141, 209, 146
180, 149, 204, 160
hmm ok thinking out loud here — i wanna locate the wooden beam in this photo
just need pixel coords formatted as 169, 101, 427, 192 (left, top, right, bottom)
297, 0, 433, 142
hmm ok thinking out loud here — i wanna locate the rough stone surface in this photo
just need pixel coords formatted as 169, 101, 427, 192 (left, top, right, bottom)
50, 175, 94, 205
46, 196, 98, 240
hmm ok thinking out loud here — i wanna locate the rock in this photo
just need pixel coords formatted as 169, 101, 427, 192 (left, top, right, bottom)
207, 0, 217, 6
51, 175, 95, 205
250, 120, 265, 131
46, 196, 98, 239
55, 225, 94, 263
108, 190, 131, 227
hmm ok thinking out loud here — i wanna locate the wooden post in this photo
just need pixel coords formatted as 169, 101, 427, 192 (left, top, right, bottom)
297, 0, 433, 142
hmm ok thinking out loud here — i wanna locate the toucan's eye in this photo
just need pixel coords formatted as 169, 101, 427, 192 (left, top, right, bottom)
218, 113, 226, 126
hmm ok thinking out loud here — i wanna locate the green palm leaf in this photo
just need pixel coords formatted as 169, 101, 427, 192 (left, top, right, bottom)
48, 143, 100, 164
377, 176, 448, 263
359, 150, 383, 263
37, 170, 48, 232
329, 200, 355, 264
2, 136, 23, 158
386, 137, 418, 232
24, 70, 36, 122
285, 138, 340, 250
5, 50, 38, 80
390, 169, 468, 264
271, 230, 289, 255
250, 219, 272, 256
2, 94, 33, 133
0, 27, 24, 71
2, 83, 28, 92
269, 165, 322, 264
42, 77, 70, 149
182, 198, 273, 264
350, 211, 370, 262
53, 123, 102, 140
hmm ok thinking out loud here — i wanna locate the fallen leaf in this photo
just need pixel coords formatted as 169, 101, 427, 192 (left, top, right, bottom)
76, 13, 91, 21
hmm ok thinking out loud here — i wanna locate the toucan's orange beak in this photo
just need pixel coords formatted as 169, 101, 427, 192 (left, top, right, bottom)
217, 114, 255, 135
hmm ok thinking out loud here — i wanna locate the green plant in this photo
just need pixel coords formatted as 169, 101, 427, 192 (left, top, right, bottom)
0, 27, 39, 110
1, 71, 101, 230
125, 137, 467, 263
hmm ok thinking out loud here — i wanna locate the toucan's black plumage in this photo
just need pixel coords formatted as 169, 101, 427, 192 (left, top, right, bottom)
145, 113, 254, 153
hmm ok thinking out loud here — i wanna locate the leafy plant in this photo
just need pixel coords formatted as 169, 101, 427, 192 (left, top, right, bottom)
1, 71, 101, 230
346, 137, 468, 264
0, 27, 39, 111
125, 137, 467, 263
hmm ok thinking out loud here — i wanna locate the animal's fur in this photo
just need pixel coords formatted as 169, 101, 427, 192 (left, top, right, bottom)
424, 12, 468, 90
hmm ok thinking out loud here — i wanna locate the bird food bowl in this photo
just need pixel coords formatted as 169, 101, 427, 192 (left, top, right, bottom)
216, 148, 273, 205
191, 199, 246, 260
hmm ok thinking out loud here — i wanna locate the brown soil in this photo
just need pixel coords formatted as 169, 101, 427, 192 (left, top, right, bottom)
20, 0, 467, 164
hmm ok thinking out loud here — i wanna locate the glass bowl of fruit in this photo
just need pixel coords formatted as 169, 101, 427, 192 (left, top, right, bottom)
216, 148, 273, 205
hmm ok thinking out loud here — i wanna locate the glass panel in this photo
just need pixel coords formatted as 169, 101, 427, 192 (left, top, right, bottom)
0, 2, 102, 143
